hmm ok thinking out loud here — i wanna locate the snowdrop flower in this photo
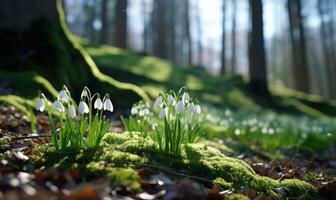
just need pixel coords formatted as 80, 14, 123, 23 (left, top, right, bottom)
139, 109, 145, 117
81, 89, 88, 98
182, 92, 190, 103
159, 107, 168, 119
131, 107, 138, 115
195, 104, 201, 114
68, 105, 76, 118
188, 103, 196, 114
94, 97, 103, 110
35, 98, 45, 112
57, 90, 69, 102
167, 95, 176, 105
154, 96, 163, 108
103, 98, 113, 112
52, 100, 65, 112
176, 100, 184, 113
78, 101, 89, 115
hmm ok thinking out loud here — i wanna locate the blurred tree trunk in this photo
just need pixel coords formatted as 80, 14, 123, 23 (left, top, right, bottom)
100, 0, 108, 44
185, 0, 192, 66
152, 0, 167, 59
220, 0, 226, 75
168, 0, 176, 62
287, 0, 309, 93
142, 0, 149, 53
248, 0, 268, 95
318, 0, 336, 98
231, 0, 237, 74
195, 1, 203, 66
113, 0, 127, 49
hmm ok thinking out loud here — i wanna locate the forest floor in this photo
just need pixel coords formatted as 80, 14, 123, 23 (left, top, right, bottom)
0, 102, 336, 200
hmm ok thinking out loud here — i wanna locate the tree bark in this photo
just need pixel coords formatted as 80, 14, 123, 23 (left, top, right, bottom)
113, 0, 127, 49
231, 0, 237, 74
248, 0, 268, 95
99, 0, 108, 44
185, 0, 192, 66
151, 0, 167, 59
287, 0, 309, 93
220, 0, 226, 75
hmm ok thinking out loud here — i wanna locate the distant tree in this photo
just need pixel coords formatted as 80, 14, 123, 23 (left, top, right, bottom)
99, 0, 108, 44
231, 0, 237, 74
141, 0, 149, 53
220, 0, 226, 75
287, 0, 309, 93
151, 0, 167, 59
248, 0, 268, 95
318, 0, 336, 98
195, 1, 203, 65
113, 0, 127, 48
185, 0, 192, 65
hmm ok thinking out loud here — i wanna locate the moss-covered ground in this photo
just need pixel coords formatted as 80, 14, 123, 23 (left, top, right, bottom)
32, 132, 318, 199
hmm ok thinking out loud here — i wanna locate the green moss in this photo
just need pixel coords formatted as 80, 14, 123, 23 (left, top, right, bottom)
213, 178, 233, 190
33, 132, 317, 199
227, 194, 250, 200
280, 179, 317, 199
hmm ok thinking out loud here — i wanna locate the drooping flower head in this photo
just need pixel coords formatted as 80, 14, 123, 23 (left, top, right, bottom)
188, 103, 196, 115
159, 107, 168, 119
52, 100, 65, 112
78, 101, 89, 115
176, 100, 185, 114
68, 105, 76, 118
131, 106, 138, 115
57, 90, 69, 102
154, 96, 163, 108
103, 96, 113, 112
94, 96, 103, 110
182, 92, 190, 104
35, 97, 45, 112
167, 94, 176, 105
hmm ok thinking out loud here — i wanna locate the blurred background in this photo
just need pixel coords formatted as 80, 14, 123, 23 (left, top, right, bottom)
63, 0, 336, 99
0, 0, 336, 113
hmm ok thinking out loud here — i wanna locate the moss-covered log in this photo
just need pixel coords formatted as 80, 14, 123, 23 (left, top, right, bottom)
0, 0, 148, 107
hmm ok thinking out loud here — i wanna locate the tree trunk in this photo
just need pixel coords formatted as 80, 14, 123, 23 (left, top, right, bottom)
113, 0, 127, 49
287, 0, 309, 93
220, 0, 226, 75
248, 0, 268, 95
152, 0, 167, 59
0, 0, 148, 105
185, 0, 192, 66
142, 0, 149, 53
195, 1, 203, 66
231, 0, 237, 74
100, 0, 108, 44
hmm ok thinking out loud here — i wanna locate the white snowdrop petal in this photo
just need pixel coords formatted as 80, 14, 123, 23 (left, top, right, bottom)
35, 98, 45, 112
68, 105, 76, 118
103, 99, 113, 112
52, 100, 65, 112
154, 96, 163, 108
159, 107, 168, 119
58, 90, 69, 102
182, 92, 190, 103
78, 101, 89, 114
94, 98, 103, 110
176, 101, 184, 113
131, 107, 138, 115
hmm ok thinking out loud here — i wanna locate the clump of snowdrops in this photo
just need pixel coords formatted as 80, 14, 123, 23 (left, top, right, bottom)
35, 86, 113, 150
120, 101, 153, 137
123, 87, 203, 157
